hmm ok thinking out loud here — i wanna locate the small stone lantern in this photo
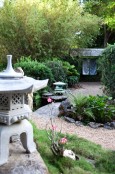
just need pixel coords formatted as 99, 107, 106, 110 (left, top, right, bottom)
53, 81, 67, 95
0, 55, 48, 165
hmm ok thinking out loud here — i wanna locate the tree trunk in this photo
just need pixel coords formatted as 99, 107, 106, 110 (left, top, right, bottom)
103, 25, 112, 47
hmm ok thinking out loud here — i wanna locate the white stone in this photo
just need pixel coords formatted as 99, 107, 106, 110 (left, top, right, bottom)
63, 149, 76, 160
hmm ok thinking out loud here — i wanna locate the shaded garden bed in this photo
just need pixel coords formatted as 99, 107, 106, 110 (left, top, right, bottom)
58, 95, 115, 129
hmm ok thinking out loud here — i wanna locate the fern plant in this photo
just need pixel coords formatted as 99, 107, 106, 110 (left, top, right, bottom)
67, 93, 95, 122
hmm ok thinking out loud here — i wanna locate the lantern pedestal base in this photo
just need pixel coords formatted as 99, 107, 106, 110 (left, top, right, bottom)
0, 119, 36, 166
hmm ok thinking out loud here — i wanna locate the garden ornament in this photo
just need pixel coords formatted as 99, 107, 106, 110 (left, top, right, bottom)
0, 55, 48, 165
53, 81, 67, 95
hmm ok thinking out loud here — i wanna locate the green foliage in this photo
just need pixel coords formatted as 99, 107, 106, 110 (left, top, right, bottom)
98, 44, 115, 98
64, 167, 92, 174
32, 123, 115, 174
62, 61, 79, 76
14, 56, 55, 110
45, 59, 67, 83
14, 56, 56, 110
0, 62, 5, 72
45, 58, 80, 87
67, 94, 94, 122
84, 0, 106, 17
14, 56, 54, 84
14, 55, 79, 90
33, 91, 42, 111
84, 0, 115, 47
0, 0, 100, 61
105, 1, 115, 29
87, 95, 115, 123
62, 61, 80, 87
84, 0, 115, 28
73, 14, 101, 48
68, 93, 115, 123
67, 76, 79, 87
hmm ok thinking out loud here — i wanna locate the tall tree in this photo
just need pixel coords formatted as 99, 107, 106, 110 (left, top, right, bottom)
84, 0, 115, 47
0, 0, 100, 62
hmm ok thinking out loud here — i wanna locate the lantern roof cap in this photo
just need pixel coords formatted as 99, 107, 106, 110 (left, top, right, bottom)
53, 81, 67, 86
0, 55, 48, 92
0, 55, 23, 78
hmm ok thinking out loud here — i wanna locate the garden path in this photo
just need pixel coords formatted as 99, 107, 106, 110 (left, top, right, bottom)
69, 82, 103, 96
32, 82, 115, 151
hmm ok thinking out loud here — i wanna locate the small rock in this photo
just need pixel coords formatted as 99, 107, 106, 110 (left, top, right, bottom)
88, 122, 103, 129
59, 100, 72, 112
64, 116, 75, 123
110, 121, 115, 129
58, 100, 75, 117
75, 121, 83, 126
104, 122, 113, 130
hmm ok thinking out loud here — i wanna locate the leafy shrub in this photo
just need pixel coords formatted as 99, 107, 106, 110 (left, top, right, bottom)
68, 94, 94, 122
45, 59, 67, 83
33, 91, 42, 111
67, 76, 79, 87
0, 63, 5, 72
68, 93, 115, 123
0, 0, 100, 61
99, 44, 115, 98
45, 59, 80, 87
87, 95, 115, 123
14, 56, 55, 110
14, 56, 54, 85
62, 61, 79, 76
62, 61, 80, 87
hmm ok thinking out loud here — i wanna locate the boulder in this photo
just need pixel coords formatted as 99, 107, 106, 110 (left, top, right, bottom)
58, 100, 75, 118
0, 140, 49, 174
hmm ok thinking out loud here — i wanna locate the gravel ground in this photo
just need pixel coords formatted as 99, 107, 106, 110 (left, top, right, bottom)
69, 82, 103, 96
32, 82, 115, 151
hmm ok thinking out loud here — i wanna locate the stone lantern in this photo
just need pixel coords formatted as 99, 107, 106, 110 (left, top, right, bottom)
0, 55, 48, 165
53, 81, 67, 95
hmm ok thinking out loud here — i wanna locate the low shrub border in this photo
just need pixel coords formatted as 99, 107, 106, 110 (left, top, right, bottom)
59, 94, 115, 128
